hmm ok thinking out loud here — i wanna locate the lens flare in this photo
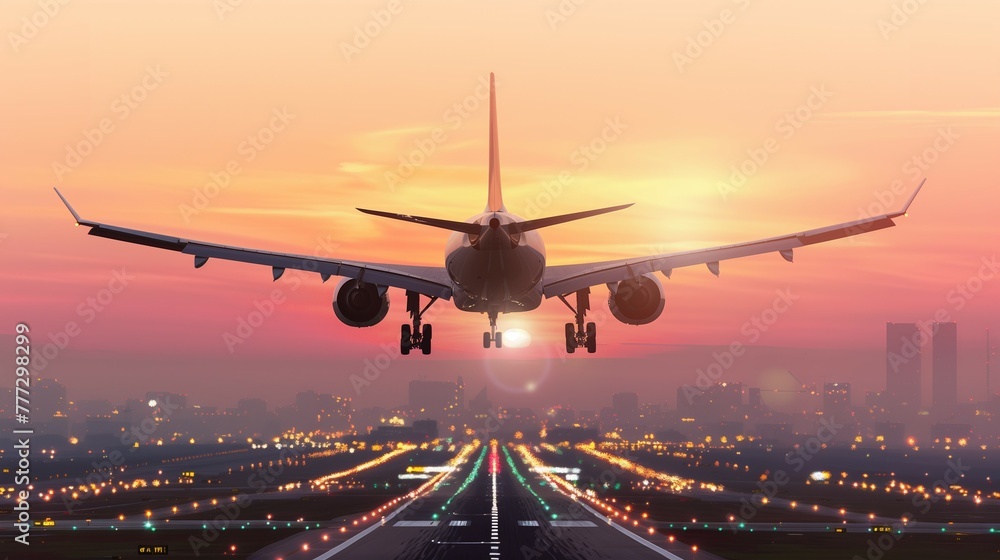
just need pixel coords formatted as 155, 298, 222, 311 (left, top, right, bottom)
503, 328, 531, 348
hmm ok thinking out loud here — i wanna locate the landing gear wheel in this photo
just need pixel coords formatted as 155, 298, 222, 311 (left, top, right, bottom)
483, 332, 491, 349
401, 324, 412, 355
402, 291, 439, 356
585, 322, 597, 354
558, 289, 593, 354
495, 331, 503, 349
421, 324, 432, 355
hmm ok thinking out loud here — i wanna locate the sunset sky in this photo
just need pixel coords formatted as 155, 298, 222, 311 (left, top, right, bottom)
2, 1, 998, 409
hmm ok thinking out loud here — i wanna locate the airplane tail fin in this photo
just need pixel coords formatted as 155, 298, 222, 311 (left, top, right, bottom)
487, 72, 505, 212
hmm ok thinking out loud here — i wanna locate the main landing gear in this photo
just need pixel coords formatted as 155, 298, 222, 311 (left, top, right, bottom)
401, 291, 437, 355
558, 288, 596, 354
483, 309, 503, 349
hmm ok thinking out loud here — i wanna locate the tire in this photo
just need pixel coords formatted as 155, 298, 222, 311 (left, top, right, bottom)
495, 331, 503, 349
586, 322, 597, 354
565, 323, 576, 354
401, 324, 411, 355
483, 332, 491, 349
421, 324, 432, 355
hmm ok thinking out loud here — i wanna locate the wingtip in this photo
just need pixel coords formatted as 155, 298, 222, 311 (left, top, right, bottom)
900, 178, 926, 215
53, 186, 83, 224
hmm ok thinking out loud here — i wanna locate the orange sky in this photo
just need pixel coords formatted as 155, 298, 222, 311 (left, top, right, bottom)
2, 1, 998, 407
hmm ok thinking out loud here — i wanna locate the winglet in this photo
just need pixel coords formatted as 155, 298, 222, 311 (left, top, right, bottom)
891, 178, 925, 218
54, 187, 84, 224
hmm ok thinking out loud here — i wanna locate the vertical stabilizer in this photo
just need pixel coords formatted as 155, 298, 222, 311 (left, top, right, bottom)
487, 72, 505, 212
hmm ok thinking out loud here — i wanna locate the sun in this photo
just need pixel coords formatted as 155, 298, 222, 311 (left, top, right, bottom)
503, 328, 532, 348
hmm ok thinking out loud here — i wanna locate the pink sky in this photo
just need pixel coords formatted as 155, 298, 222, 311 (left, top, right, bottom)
2, 1, 998, 408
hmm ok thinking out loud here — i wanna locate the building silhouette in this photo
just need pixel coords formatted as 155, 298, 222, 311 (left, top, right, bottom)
932, 322, 958, 409
885, 322, 922, 409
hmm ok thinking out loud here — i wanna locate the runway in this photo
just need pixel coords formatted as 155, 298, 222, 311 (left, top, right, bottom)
251, 442, 722, 560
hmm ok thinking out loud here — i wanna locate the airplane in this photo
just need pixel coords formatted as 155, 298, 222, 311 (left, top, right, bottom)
55, 72, 924, 356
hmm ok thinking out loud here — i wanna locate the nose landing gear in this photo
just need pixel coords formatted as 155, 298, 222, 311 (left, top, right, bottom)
483, 309, 503, 348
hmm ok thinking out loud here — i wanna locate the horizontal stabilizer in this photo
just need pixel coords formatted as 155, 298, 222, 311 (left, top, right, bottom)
510, 203, 633, 233
356, 208, 482, 235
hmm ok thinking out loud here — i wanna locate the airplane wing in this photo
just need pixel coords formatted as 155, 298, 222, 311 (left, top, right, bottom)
541, 180, 924, 298
54, 188, 453, 299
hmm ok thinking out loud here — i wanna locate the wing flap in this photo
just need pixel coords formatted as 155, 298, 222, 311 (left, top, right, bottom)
543, 182, 923, 298
56, 189, 453, 299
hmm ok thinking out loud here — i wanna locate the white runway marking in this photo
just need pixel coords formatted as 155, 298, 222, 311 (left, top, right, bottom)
448, 520, 469, 527
393, 520, 439, 527
550, 520, 597, 527
518, 520, 540, 526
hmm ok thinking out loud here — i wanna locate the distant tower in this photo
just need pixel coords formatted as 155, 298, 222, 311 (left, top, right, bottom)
885, 323, 921, 408
988, 329, 993, 402
931, 322, 958, 409
823, 383, 851, 418
612, 392, 639, 412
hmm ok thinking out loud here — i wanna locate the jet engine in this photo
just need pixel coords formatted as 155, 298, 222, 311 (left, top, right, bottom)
607, 273, 665, 326
333, 279, 390, 327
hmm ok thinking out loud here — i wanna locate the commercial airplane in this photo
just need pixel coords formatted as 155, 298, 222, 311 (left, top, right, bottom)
55, 73, 923, 355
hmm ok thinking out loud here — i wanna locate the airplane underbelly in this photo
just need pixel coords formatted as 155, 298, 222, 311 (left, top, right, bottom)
446, 241, 544, 313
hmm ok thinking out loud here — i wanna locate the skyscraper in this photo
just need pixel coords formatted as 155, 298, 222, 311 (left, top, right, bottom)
612, 392, 639, 412
886, 322, 921, 408
823, 382, 851, 418
932, 321, 958, 408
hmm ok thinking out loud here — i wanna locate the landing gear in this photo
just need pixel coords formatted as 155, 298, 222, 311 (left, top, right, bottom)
401, 291, 437, 355
558, 289, 597, 354
483, 309, 503, 348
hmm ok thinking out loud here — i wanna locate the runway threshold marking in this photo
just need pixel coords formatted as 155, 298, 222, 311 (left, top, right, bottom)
448, 520, 469, 527
518, 520, 540, 527
394, 521, 439, 527
550, 520, 597, 527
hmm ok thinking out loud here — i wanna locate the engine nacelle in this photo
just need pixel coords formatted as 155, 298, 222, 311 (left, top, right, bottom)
607, 273, 665, 326
333, 279, 390, 327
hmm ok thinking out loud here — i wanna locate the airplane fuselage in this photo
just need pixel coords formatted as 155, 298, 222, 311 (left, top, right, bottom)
445, 211, 546, 314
